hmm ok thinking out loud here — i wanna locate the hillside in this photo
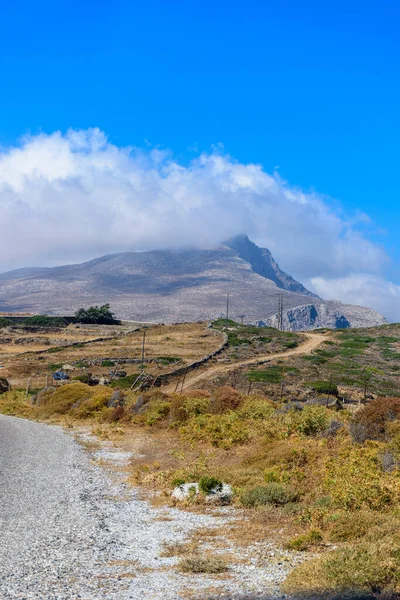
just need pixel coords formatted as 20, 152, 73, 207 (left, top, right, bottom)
0, 235, 385, 329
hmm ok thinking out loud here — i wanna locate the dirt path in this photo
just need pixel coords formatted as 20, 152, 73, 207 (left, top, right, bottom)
164, 332, 328, 392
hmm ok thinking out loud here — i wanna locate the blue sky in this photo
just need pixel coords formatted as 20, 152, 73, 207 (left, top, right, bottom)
0, 0, 399, 318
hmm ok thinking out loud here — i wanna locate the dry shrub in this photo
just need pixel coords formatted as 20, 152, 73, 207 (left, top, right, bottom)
0, 390, 32, 417
71, 386, 114, 418
210, 386, 242, 414
323, 443, 396, 510
283, 537, 400, 599
35, 382, 113, 418
169, 392, 210, 423
350, 397, 400, 443
107, 405, 126, 423
178, 555, 228, 574
286, 528, 323, 551
328, 511, 387, 543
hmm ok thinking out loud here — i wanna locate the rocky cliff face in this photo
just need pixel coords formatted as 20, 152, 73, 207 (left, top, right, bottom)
0, 236, 386, 329
255, 301, 387, 331
225, 235, 318, 297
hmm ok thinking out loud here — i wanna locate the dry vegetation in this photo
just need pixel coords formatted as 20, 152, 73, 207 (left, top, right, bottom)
3, 318, 400, 598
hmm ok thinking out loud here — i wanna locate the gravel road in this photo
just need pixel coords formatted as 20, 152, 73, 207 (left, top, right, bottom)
0, 415, 299, 600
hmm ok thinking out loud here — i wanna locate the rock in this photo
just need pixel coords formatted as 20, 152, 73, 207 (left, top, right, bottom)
305, 396, 342, 408
129, 395, 147, 414
0, 377, 10, 394
171, 483, 199, 501
323, 420, 344, 437
276, 401, 304, 414
107, 391, 125, 408
205, 483, 233, 505
35, 387, 56, 405
171, 482, 233, 505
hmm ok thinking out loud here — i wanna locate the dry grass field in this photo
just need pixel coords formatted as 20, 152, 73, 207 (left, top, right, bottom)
0, 322, 223, 390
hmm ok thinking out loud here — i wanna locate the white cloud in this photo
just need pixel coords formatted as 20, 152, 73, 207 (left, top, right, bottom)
0, 127, 396, 319
311, 274, 400, 323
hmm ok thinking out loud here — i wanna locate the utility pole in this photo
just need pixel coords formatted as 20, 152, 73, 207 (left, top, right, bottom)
225, 294, 230, 329
141, 329, 146, 373
278, 294, 283, 331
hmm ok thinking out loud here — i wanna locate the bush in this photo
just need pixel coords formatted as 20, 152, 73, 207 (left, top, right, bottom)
240, 483, 298, 507
22, 315, 68, 328
210, 386, 242, 413
350, 397, 400, 443
169, 393, 210, 423
295, 406, 331, 437
0, 317, 12, 329
324, 444, 395, 510
101, 360, 115, 367
198, 476, 222, 494
283, 538, 400, 599
306, 380, 339, 396
74, 304, 119, 325
286, 529, 323, 551
180, 413, 250, 448
247, 366, 285, 383
144, 400, 171, 426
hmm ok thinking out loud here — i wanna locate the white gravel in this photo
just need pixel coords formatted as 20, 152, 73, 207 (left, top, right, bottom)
0, 415, 301, 599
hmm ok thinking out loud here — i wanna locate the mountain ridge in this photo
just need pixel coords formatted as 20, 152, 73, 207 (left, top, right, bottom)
0, 236, 386, 330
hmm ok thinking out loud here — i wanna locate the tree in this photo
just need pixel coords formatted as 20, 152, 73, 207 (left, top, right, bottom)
74, 304, 119, 325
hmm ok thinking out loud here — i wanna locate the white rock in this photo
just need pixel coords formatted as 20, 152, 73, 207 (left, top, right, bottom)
171, 483, 199, 501
205, 483, 233, 505
171, 482, 233, 505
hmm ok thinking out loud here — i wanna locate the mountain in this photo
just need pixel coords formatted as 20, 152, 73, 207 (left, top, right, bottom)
0, 235, 386, 329
225, 234, 318, 297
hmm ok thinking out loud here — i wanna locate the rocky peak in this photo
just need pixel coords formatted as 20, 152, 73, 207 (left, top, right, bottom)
225, 234, 318, 298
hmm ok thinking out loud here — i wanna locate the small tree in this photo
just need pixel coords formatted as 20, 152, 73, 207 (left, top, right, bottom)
74, 304, 119, 325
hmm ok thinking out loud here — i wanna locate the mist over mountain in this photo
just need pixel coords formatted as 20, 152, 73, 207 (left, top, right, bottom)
0, 235, 385, 330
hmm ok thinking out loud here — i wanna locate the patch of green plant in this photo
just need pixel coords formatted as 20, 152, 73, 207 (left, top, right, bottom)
156, 356, 181, 365
305, 380, 339, 396
109, 374, 141, 389
22, 315, 69, 328
0, 317, 12, 328
75, 361, 90, 368
240, 483, 298, 507
247, 366, 285, 383
48, 363, 63, 371
101, 360, 115, 367
46, 346, 64, 353
286, 529, 323, 551
198, 476, 222, 494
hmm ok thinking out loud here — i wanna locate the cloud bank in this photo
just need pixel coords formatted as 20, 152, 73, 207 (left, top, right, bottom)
0, 128, 397, 320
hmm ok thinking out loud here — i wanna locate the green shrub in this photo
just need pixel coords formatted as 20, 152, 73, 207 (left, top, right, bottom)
101, 360, 115, 367
0, 317, 12, 328
247, 366, 285, 383
306, 380, 339, 396
240, 483, 298, 507
286, 529, 323, 551
295, 406, 330, 437
145, 401, 171, 426
198, 476, 222, 494
22, 315, 69, 328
